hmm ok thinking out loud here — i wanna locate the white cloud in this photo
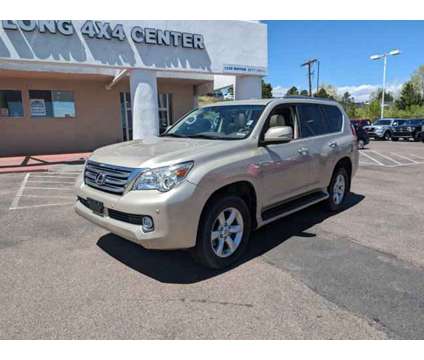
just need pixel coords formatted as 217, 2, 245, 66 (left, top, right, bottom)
272, 83, 403, 102
336, 83, 403, 102
272, 85, 289, 98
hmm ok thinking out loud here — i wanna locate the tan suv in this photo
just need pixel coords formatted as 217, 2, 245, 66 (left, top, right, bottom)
75, 97, 358, 269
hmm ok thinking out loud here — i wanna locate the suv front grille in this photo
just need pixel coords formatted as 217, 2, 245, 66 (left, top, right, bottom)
84, 160, 139, 195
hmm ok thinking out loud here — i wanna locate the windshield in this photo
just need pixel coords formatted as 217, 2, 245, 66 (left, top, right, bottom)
393, 120, 406, 126
374, 120, 393, 126
164, 105, 265, 140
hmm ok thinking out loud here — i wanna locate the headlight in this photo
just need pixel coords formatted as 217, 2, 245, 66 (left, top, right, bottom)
132, 161, 194, 192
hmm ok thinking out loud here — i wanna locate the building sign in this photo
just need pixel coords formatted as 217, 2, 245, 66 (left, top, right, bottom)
1, 20, 205, 49
30, 99, 47, 117
223, 64, 267, 75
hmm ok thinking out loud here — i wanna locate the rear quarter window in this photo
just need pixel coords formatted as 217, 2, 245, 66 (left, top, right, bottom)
321, 105, 343, 133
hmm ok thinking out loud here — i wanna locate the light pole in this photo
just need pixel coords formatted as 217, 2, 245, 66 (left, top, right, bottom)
370, 49, 401, 119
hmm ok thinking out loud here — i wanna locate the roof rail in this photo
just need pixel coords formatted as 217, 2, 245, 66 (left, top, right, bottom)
282, 95, 339, 102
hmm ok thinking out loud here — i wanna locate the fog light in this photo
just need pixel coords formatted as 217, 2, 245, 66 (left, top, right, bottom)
142, 216, 154, 232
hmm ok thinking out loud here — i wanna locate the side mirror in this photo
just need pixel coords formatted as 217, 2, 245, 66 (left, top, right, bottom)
263, 126, 293, 144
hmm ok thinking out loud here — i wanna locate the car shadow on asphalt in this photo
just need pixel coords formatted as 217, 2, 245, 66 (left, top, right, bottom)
97, 193, 365, 284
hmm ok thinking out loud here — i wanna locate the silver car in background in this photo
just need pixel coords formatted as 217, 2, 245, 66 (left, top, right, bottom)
364, 118, 406, 140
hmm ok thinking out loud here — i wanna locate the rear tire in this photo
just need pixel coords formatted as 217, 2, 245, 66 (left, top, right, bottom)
326, 167, 350, 212
384, 131, 392, 141
192, 196, 251, 269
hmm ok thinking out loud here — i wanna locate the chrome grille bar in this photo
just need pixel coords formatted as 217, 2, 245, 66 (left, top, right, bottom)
84, 160, 141, 195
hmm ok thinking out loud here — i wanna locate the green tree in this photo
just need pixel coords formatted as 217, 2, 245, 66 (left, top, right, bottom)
371, 89, 394, 103
395, 81, 423, 110
340, 92, 357, 118
262, 80, 273, 98
227, 86, 234, 96
286, 86, 299, 96
314, 87, 334, 99
411, 65, 424, 96
300, 90, 309, 96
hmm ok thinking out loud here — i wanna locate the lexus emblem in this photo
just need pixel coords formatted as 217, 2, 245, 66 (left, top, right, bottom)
95, 173, 107, 185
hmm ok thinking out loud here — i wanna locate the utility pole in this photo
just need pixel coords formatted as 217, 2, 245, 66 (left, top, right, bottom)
316, 60, 320, 94
301, 59, 318, 97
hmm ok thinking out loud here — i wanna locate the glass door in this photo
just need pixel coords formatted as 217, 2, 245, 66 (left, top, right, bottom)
158, 94, 173, 134
120, 92, 172, 140
120, 92, 133, 141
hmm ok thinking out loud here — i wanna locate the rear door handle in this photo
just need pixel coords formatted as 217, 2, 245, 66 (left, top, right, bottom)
297, 147, 309, 155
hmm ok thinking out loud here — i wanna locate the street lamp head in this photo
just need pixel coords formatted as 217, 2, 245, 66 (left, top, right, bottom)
389, 49, 401, 56
370, 54, 383, 60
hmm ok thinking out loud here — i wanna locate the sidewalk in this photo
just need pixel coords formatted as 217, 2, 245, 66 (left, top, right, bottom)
0, 153, 90, 174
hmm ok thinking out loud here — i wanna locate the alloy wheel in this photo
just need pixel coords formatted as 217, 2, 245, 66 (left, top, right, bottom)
333, 174, 346, 205
210, 207, 244, 258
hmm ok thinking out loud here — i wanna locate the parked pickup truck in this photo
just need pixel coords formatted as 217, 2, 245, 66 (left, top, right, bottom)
391, 119, 424, 142
75, 97, 358, 269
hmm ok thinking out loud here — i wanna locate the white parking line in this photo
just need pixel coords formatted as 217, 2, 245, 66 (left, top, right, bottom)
9, 173, 29, 210
25, 187, 74, 191
27, 180, 75, 184
390, 153, 418, 164
409, 153, 424, 161
360, 151, 385, 166
11, 203, 74, 210
369, 151, 402, 165
30, 175, 77, 179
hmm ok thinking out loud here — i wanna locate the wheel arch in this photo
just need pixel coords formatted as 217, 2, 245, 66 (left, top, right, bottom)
332, 157, 352, 191
198, 180, 258, 232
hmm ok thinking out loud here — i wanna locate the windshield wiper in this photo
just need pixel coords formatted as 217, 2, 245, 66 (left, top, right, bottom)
184, 134, 221, 140
161, 133, 188, 138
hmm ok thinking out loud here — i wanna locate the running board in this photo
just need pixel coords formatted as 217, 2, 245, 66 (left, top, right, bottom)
261, 191, 329, 221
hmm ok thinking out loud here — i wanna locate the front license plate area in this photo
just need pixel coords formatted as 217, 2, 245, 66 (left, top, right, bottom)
87, 198, 104, 216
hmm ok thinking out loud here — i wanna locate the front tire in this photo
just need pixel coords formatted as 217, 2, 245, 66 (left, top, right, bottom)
326, 167, 350, 212
192, 196, 251, 269
384, 131, 392, 141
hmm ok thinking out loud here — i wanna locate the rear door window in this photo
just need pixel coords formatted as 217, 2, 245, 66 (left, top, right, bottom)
321, 105, 343, 133
297, 104, 328, 138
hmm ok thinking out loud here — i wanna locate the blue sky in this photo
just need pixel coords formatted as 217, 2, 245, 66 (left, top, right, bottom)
263, 21, 424, 101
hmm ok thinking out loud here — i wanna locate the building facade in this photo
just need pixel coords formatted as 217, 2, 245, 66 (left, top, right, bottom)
0, 20, 267, 156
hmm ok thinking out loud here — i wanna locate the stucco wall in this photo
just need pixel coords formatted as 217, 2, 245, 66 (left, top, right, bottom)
0, 77, 127, 156
0, 76, 200, 156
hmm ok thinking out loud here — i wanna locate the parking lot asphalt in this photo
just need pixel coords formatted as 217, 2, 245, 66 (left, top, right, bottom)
1, 140, 424, 339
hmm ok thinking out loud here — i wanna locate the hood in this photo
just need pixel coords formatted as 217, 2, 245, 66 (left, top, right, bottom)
89, 136, 236, 168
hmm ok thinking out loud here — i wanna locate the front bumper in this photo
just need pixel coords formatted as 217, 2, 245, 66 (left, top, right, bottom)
74, 174, 203, 250
392, 131, 414, 138
367, 131, 384, 139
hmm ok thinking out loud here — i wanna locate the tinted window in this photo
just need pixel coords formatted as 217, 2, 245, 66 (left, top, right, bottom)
374, 120, 392, 125
321, 105, 343, 132
297, 104, 328, 138
0, 90, 24, 117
